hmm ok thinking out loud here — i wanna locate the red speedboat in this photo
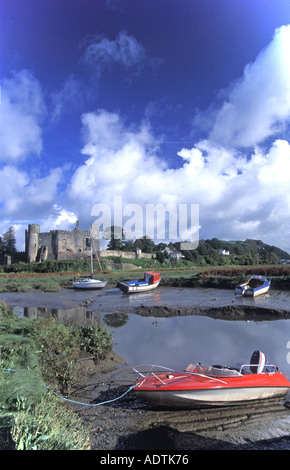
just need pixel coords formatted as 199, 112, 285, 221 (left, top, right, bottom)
133, 351, 290, 408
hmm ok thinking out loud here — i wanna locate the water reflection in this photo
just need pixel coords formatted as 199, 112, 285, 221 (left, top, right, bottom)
13, 305, 96, 325
103, 312, 129, 328
9, 286, 290, 383
110, 314, 290, 380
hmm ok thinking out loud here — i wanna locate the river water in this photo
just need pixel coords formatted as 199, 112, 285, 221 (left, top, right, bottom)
1, 286, 290, 381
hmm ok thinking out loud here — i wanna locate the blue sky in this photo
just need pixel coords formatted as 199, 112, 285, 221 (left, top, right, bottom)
1, 0, 290, 252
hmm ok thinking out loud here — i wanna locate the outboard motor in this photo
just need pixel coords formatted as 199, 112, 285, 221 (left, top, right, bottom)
250, 350, 266, 374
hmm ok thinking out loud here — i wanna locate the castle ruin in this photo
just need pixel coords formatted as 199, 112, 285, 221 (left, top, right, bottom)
25, 223, 100, 263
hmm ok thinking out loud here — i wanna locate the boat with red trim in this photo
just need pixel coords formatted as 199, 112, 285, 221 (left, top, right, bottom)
117, 271, 161, 294
133, 351, 290, 408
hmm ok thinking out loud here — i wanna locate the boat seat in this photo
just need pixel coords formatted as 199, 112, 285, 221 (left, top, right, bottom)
212, 364, 240, 372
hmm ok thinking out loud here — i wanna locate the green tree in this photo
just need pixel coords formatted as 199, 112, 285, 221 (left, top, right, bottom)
123, 239, 135, 251
0, 236, 5, 252
134, 236, 155, 253
3, 226, 17, 255
156, 251, 166, 263
104, 226, 126, 251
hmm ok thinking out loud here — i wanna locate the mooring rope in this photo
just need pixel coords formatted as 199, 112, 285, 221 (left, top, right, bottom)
43, 384, 135, 407
2, 367, 135, 407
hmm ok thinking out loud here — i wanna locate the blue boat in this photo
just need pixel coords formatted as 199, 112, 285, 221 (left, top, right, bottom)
235, 275, 271, 297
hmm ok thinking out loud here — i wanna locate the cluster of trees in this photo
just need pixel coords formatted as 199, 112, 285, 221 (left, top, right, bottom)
106, 226, 290, 266
175, 238, 290, 266
105, 226, 157, 253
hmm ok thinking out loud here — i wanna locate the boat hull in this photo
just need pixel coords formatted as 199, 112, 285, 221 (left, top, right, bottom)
135, 384, 289, 408
235, 275, 271, 297
117, 279, 161, 293
117, 271, 161, 294
244, 285, 270, 297
134, 366, 290, 408
73, 279, 107, 290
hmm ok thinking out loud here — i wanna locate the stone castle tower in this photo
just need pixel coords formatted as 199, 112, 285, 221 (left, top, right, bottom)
25, 222, 100, 263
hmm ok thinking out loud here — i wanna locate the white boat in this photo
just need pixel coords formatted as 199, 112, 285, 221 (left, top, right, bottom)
235, 275, 271, 297
73, 227, 107, 290
73, 276, 107, 290
117, 271, 161, 294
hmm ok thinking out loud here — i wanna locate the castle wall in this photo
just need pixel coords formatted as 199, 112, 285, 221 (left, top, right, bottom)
100, 250, 156, 259
38, 232, 54, 260
25, 224, 100, 262
54, 229, 92, 260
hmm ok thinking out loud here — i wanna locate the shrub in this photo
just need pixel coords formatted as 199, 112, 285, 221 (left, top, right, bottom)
80, 323, 113, 362
31, 318, 81, 392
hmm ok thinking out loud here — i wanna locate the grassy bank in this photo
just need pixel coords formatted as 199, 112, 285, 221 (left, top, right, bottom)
0, 301, 112, 450
1, 262, 290, 292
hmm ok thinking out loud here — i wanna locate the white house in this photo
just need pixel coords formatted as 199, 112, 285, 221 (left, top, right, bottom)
162, 247, 184, 260
219, 249, 230, 256
169, 251, 184, 260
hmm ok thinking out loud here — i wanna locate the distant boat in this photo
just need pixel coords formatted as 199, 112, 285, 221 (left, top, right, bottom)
117, 271, 161, 294
133, 350, 290, 408
73, 277, 107, 290
235, 275, 271, 297
73, 229, 107, 290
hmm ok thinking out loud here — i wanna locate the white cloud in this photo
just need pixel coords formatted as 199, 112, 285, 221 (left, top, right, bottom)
82, 31, 146, 70
40, 204, 78, 232
49, 74, 88, 122
68, 110, 163, 201
82, 30, 162, 77
209, 25, 290, 148
0, 70, 45, 162
0, 164, 64, 219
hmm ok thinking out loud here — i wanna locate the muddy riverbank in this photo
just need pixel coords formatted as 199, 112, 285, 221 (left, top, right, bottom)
2, 285, 290, 318
135, 303, 290, 320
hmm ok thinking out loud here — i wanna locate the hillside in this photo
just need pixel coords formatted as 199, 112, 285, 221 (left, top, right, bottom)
181, 238, 290, 266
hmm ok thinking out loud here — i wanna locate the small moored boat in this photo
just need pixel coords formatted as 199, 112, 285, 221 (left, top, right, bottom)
133, 351, 290, 408
235, 275, 271, 297
72, 225, 107, 290
72, 276, 107, 290
117, 271, 161, 294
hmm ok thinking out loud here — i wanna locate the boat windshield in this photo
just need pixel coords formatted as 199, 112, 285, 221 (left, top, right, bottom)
186, 364, 242, 378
